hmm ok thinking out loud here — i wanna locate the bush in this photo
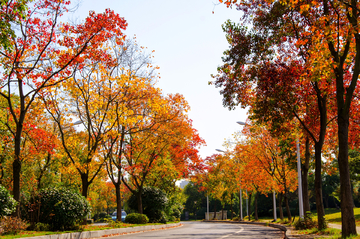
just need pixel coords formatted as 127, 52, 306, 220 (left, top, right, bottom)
0, 185, 17, 217
93, 212, 111, 222
104, 218, 123, 228
128, 187, 168, 223
125, 213, 149, 224
33, 187, 91, 231
294, 212, 318, 230
33, 222, 50, 231
0, 216, 27, 235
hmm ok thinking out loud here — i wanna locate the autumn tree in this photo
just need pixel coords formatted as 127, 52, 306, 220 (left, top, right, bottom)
0, 0, 127, 216
102, 37, 160, 222
232, 140, 274, 221
42, 60, 125, 199
88, 180, 117, 215
194, 154, 223, 219
238, 123, 298, 221
121, 93, 200, 214
146, 130, 204, 195
216, 0, 360, 235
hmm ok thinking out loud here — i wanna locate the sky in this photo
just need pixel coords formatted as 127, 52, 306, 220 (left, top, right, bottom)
70, 0, 248, 158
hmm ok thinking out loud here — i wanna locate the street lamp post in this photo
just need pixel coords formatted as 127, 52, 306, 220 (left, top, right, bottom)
62, 120, 83, 130
237, 121, 277, 221
297, 138, 304, 219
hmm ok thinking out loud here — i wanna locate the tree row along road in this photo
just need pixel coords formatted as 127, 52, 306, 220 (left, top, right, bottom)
112, 221, 284, 239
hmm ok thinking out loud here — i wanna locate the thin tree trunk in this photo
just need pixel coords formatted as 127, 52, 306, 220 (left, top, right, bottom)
137, 190, 143, 214
12, 157, 21, 217
254, 191, 258, 220
115, 183, 122, 222
12, 127, 23, 217
221, 204, 224, 220
324, 195, 329, 208
314, 142, 326, 230
248, 192, 252, 221
279, 193, 284, 220
284, 191, 291, 222
37, 153, 51, 190
213, 201, 217, 220
230, 194, 233, 220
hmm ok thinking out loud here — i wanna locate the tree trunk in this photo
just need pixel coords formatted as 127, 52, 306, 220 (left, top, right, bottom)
302, 137, 311, 213
279, 193, 284, 220
221, 204, 224, 220
137, 190, 143, 214
284, 192, 291, 222
254, 191, 258, 220
328, 13, 358, 235
338, 112, 356, 236
81, 173, 89, 198
324, 195, 329, 209
115, 183, 122, 222
333, 196, 339, 209
37, 153, 51, 190
248, 192, 252, 221
314, 142, 326, 230
230, 194, 233, 220
12, 126, 23, 217
12, 157, 21, 217
239, 189, 242, 220
213, 201, 217, 220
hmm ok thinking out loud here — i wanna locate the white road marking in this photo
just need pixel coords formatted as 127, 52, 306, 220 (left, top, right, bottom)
220, 225, 244, 238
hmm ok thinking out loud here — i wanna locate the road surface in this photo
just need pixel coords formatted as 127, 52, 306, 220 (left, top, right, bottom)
112, 221, 284, 239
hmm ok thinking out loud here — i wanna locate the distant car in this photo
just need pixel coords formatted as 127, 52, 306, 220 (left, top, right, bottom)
111, 210, 127, 222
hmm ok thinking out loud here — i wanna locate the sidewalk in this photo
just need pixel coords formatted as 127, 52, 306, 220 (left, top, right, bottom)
19, 223, 182, 239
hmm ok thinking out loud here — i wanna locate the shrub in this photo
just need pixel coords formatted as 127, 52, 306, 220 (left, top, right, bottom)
93, 212, 111, 222
125, 213, 149, 224
33, 187, 91, 230
33, 222, 50, 231
0, 185, 17, 217
104, 218, 123, 228
165, 196, 183, 222
0, 216, 27, 235
294, 212, 318, 230
128, 187, 168, 223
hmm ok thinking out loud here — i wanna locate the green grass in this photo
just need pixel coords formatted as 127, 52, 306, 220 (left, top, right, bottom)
294, 227, 342, 238
314, 208, 360, 226
0, 231, 65, 239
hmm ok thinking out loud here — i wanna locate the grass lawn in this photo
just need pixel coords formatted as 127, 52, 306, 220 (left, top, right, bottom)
323, 208, 360, 226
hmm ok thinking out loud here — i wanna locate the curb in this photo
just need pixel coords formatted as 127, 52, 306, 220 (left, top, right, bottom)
203, 220, 338, 238
19, 223, 182, 239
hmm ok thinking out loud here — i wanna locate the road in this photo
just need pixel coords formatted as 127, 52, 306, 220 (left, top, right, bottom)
112, 221, 285, 239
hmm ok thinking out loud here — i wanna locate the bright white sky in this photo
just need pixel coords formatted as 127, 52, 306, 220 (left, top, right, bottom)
71, 0, 248, 158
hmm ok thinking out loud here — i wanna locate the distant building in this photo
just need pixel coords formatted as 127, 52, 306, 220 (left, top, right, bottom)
179, 180, 189, 189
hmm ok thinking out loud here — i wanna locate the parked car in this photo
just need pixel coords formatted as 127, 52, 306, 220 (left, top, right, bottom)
111, 210, 127, 222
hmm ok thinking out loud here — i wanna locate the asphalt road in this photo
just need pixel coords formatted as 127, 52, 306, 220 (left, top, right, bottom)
112, 221, 285, 239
